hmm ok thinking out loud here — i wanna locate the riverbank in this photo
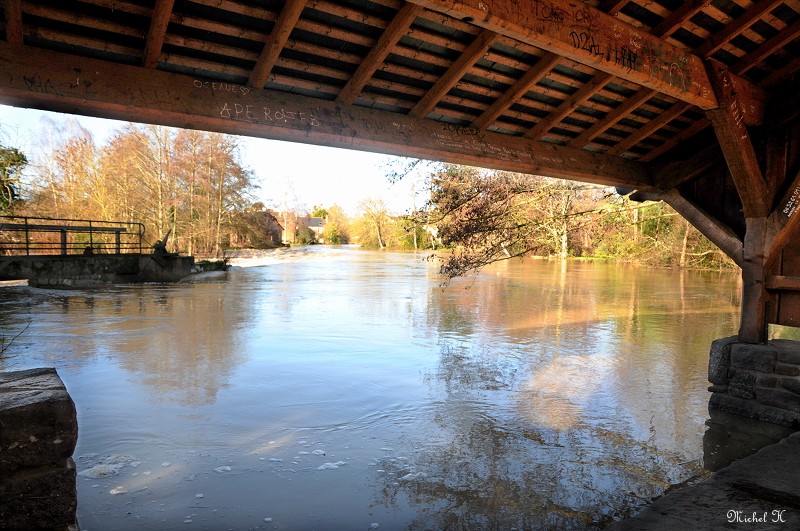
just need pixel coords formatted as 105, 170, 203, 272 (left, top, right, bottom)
612, 429, 800, 529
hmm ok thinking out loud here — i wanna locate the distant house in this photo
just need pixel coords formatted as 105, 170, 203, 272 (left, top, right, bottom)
307, 217, 326, 242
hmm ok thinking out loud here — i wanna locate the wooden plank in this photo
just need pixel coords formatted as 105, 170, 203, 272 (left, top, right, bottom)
3, 0, 23, 46
606, 102, 689, 156
766, 168, 800, 270
0, 223, 126, 233
732, 19, 800, 76
523, 72, 613, 140
142, 0, 175, 68
405, 0, 718, 109
651, 1, 712, 39
0, 42, 651, 189
337, 3, 423, 105
766, 276, 800, 291
471, 52, 560, 130
696, 0, 785, 58
249, 0, 307, 89
706, 60, 769, 218
409, 28, 499, 118
660, 189, 744, 267
568, 87, 653, 148
639, 117, 709, 162
650, 144, 722, 191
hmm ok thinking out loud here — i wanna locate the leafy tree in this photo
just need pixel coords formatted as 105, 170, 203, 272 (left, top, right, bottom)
355, 197, 393, 249
322, 204, 349, 244
311, 205, 329, 218
0, 146, 28, 212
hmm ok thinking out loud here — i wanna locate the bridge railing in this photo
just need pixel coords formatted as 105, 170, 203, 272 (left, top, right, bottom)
0, 216, 145, 256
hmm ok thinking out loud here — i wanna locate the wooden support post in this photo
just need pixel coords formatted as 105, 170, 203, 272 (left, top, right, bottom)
740, 217, 768, 344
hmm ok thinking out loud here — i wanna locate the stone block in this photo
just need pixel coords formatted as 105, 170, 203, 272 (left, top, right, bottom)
0, 368, 78, 474
757, 388, 800, 413
728, 372, 755, 399
780, 377, 800, 396
0, 458, 78, 529
756, 376, 777, 388
774, 340, 800, 365
730, 343, 776, 373
708, 336, 737, 385
776, 364, 800, 376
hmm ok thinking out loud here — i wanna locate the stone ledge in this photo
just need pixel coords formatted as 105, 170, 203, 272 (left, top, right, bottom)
0, 368, 78, 474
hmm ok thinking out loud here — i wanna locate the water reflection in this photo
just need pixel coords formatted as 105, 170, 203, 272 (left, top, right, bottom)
0, 249, 749, 529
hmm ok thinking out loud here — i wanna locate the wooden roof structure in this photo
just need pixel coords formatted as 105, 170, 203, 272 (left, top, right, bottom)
1, 0, 800, 342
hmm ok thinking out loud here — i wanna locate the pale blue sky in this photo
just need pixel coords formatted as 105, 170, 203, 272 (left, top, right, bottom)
0, 104, 427, 215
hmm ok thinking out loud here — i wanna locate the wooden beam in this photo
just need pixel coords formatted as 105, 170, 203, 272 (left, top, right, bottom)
405, 0, 718, 109
650, 143, 722, 191
4, 0, 23, 46
471, 52, 561, 130
706, 60, 769, 217
337, 3, 422, 105
0, 42, 651, 190
651, 1, 712, 39
739, 216, 769, 343
142, 0, 175, 68
766, 276, 800, 291
766, 168, 800, 271
639, 117, 709, 162
249, 0, 307, 89
599, 1, 628, 17
731, 19, 800, 76
523, 72, 613, 140
568, 87, 653, 148
410, 29, 498, 118
660, 188, 744, 268
606, 102, 689, 156
696, 0, 785, 58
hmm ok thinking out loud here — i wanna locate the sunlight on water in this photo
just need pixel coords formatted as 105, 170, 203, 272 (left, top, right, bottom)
0, 247, 744, 529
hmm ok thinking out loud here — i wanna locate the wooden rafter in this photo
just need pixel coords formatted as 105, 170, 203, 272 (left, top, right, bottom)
523, 73, 613, 140
639, 117, 710, 162
731, 19, 800, 76
142, 0, 174, 68
470, 53, 560, 130
568, 88, 653, 148
0, 42, 651, 190
762, 55, 800, 88
337, 3, 422, 105
600, 1, 629, 17
249, 0, 307, 89
660, 189, 744, 268
606, 102, 690, 157
409, 28, 498, 118
3, 0, 23, 46
766, 168, 800, 270
650, 144, 722, 191
697, 0, 786, 58
521, 0, 703, 146
706, 60, 769, 218
651, 0, 712, 39
406, 0, 718, 109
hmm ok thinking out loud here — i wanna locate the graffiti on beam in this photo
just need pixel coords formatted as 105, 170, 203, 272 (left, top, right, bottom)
193, 80, 251, 96
218, 102, 320, 127
783, 186, 800, 219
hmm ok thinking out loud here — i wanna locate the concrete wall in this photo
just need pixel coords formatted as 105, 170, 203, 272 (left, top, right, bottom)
0, 254, 193, 287
709, 337, 800, 427
0, 368, 78, 529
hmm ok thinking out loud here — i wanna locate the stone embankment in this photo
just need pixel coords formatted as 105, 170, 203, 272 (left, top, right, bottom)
0, 368, 78, 530
709, 337, 800, 427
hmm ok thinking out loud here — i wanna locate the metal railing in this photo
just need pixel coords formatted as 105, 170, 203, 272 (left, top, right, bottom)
0, 215, 145, 256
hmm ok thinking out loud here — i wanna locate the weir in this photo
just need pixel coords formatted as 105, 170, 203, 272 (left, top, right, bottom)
2, 0, 800, 527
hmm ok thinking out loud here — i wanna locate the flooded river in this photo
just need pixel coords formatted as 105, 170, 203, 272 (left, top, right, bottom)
0, 246, 756, 529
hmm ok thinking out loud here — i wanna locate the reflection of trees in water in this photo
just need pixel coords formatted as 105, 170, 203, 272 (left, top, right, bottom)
373, 340, 710, 529
0, 282, 250, 405
111, 284, 250, 405
373, 262, 738, 528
